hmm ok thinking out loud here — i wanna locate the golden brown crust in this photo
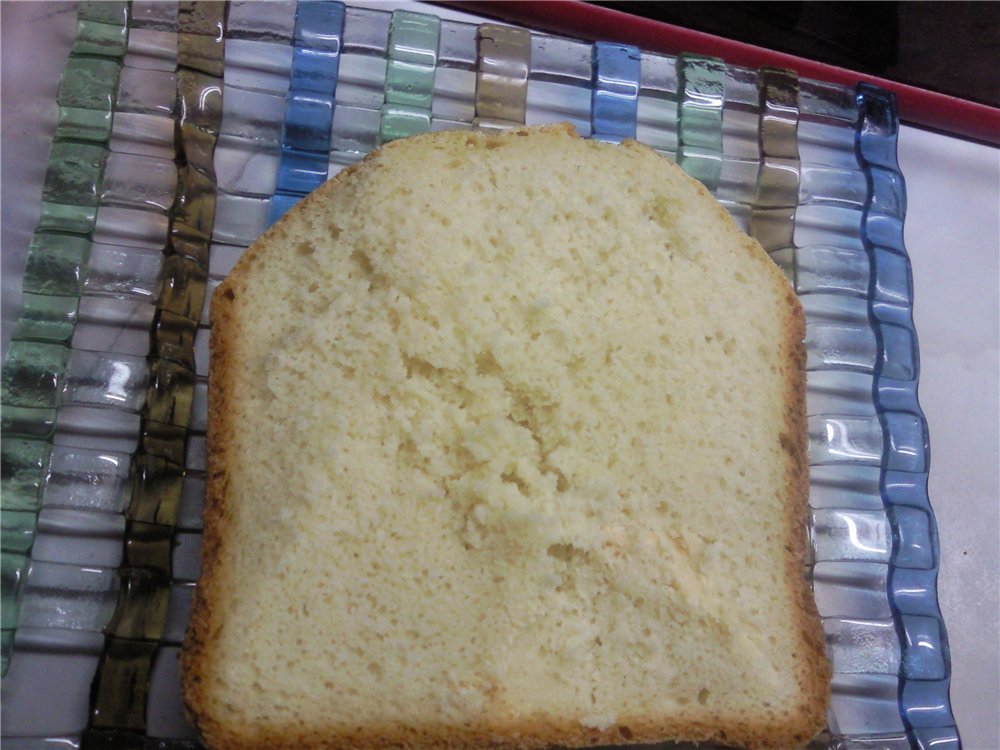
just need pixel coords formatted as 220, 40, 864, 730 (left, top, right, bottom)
181, 123, 830, 750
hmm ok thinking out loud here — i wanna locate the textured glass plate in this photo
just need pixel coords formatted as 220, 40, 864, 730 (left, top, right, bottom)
0, 2, 958, 749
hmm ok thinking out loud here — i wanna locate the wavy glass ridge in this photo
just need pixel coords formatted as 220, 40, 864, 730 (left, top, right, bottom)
0, 3, 958, 749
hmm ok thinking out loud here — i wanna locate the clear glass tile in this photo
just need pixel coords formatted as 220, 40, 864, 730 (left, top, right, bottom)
53, 405, 141, 455
19, 560, 119, 632
131, 1, 178, 31
72, 296, 155, 355
336, 53, 388, 109
219, 84, 287, 142
125, 27, 178, 71
809, 464, 884, 511
525, 80, 591, 136
807, 370, 877, 418
193, 327, 210, 377
207, 243, 246, 280
115, 66, 176, 116
813, 561, 892, 619
223, 38, 294, 94
62, 349, 149, 411
42, 446, 132, 513
342, 6, 391, 55
31, 508, 126, 567
431, 66, 475, 122
148, 646, 200, 739
438, 20, 476, 69
0, 635, 102, 735
109, 111, 176, 160
177, 472, 205, 531
330, 104, 381, 159
215, 134, 281, 197
212, 192, 271, 245
636, 95, 678, 152
829, 673, 905, 735
531, 34, 590, 86
200, 277, 221, 324
171, 532, 202, 582
226, 0, 296, 42
83, 242, 164, 301
162, 582, 195, 644
799, 77, 860, 123
101, 152, 178, 212
714, 156, 759, 204
189, 381, 208, 433
721, 106, 760, 160
809, 415, 883, 466
812, 509, 891, 563
93, 206, 169, 251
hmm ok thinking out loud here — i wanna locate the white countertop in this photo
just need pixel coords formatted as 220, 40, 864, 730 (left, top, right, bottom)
1, 2, 997, 746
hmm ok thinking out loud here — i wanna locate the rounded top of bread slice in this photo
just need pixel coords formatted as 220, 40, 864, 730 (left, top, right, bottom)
183, 124, 829, 750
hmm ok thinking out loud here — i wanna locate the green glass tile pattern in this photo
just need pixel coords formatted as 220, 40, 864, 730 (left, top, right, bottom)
73, 18, 128, 59
57, 56, 122, 113
1, 550, 25, 672
0, 439, 51, 512
43, 141, 108, 208
380, 105, 433, 143
37, 200, 98, 235
0, 627, 13, 675
13, 293, 79, 343
677, 54, 725, 192
1, 0, 129, 658
23, 233, 91, 296
1, 511, 38, 554
0, 406, 57, 440
380, 11, 439, 143
1, 551, 27, 622
1, 340, 70, 408
57, 105, 114, 144
385, 11, 439, 110
78, 1, 128, 27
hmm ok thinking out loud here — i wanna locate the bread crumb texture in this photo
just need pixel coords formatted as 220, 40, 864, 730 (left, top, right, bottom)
183, 124, 829, 750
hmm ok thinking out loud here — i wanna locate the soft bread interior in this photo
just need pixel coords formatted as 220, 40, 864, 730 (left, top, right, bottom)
184, 124, 828, 750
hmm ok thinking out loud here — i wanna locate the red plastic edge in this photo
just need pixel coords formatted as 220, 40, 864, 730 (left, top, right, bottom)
437, 0, 1000, 146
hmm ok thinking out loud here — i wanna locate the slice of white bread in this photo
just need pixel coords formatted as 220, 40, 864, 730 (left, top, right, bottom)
182, 123, 829, 750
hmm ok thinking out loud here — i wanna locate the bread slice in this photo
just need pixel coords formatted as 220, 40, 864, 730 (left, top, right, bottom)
182, 123, 829, 750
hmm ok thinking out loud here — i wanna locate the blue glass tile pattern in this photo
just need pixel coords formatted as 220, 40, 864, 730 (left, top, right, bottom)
855, 82, 959, 749
590, 42, 640, 142
271, 1, 345, 225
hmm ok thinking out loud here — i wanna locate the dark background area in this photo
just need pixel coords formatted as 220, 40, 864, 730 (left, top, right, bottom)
594, 1, 1000, 108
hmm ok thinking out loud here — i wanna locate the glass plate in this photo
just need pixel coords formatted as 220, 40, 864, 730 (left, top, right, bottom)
0, 2, 960, 748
